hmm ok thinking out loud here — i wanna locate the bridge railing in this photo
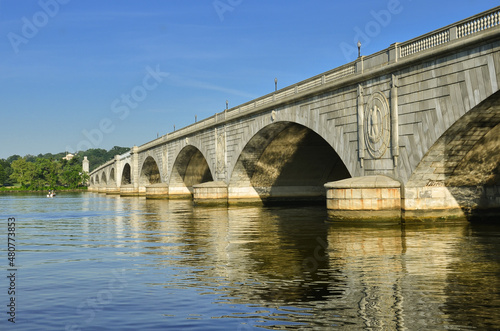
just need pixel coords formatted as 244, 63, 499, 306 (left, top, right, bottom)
399, 6, 499, 58
134, 6, 499, 155
119, 152, 131, 161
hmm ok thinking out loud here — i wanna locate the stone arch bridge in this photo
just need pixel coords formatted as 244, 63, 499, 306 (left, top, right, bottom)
89, 7, 500, 220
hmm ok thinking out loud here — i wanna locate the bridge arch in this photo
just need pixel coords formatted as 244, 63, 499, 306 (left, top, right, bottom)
169, 145, 214, 196
228, 121, 351, 202
121, 163, 132, 185
139, 156, 162, 186
405, 90, 500, 216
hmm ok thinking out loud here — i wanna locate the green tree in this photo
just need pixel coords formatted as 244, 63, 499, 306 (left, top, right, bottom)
7, 155, 20, 164
32, 158, 59, 189
10, 158, 36, 188
0, 159, 14, 186
24, 154, 36, 163
59, 156, 86, 188
77, 146, 130, 172
0, 163, 5, 186
3, 146, 128, 189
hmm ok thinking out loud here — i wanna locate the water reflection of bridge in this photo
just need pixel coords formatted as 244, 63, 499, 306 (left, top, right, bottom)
86, 195, 499, 328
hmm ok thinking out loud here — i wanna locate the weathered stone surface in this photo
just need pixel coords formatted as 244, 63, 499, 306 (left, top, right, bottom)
97, 185, 107, 194
193, 181, 228, 205
325, 175, 401, 221
168, 186, 193, 199
120, 185, 139, 197
325, 176, 401, 189
145, 183, 169, 199
106, 186, 120, 195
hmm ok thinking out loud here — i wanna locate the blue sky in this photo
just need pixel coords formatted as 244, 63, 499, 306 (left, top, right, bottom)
0, 0, 498, 159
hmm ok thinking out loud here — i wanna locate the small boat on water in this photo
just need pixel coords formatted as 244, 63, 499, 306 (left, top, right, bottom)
47, 190, 56, 198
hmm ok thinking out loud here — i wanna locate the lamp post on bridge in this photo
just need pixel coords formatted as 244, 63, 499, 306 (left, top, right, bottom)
357, 40, 361, 57
275, 77, 278, 91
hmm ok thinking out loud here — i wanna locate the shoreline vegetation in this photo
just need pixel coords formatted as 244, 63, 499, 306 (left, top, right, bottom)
1, 146, 129, 191
0, 187, 88, 193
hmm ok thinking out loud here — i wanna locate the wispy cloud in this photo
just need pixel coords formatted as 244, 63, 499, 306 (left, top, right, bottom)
167, 74, 258, 99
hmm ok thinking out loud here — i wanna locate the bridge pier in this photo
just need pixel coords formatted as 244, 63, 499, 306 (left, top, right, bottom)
120, 184, 139, 197
106, 185, 120, 195
168, 186, 193, 199
97, 185, 107, 194
193, 181, 228, 205
325, 176, 402, 221
403, 185, 500, 220
227, 186, 261, 205
226, 186, 326, 205
326, 177, 500, 221
145, 183, 169, 199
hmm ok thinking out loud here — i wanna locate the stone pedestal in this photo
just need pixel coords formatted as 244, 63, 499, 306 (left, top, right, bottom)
193, 181, 228, 206
120, 185, 139, 197
325, 175, 401, 221
168, 186, 193, 199
106, 186, 120, 195
145, 183, 169, 199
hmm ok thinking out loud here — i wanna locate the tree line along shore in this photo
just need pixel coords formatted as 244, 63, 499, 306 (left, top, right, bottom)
0, 146, 129, 191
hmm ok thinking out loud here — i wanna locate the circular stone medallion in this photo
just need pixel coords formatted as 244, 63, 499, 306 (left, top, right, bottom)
364, 91, 390, 158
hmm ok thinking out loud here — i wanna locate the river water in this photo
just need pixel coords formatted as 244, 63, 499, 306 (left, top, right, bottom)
1, 192, 499, 330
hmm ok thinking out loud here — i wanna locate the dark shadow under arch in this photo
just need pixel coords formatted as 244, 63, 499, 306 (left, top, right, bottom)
121, 163, 131, 185
229, 122, 351, 204
170, 146, 213, 194
140, 156, 161, 186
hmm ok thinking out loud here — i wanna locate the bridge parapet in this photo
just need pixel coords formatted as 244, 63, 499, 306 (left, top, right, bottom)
399, 7, 499, 58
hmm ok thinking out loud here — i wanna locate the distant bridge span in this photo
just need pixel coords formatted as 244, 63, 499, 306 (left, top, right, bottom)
89, 7, 500, 220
